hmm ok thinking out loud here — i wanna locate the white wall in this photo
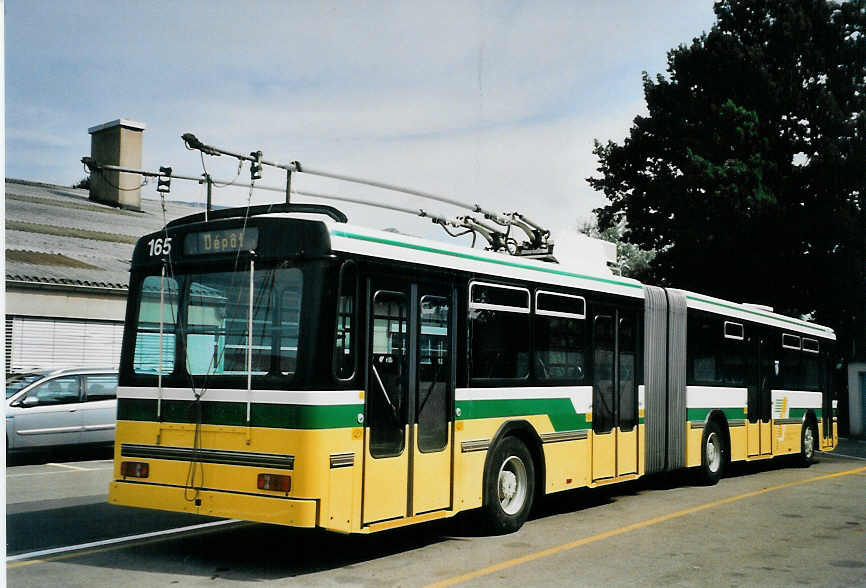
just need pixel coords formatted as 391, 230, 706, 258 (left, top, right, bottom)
6, 287, 126, 321
848, 362, 866, 438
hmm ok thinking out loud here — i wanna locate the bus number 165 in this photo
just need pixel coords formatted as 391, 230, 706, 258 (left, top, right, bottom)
147, 237, 172, 256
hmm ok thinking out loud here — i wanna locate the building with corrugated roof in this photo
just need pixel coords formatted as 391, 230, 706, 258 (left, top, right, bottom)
5, 119, 200, 372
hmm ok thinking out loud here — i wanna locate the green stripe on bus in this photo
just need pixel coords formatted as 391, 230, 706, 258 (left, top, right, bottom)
685, 295, 831, 334
117, 398, 158, 421
117, 398, 363, 429
334, 229, 833, 335
686, 407, 745, 422
332, 230, 643, 291
456, 398, 590, 432
788, 408, 822, 419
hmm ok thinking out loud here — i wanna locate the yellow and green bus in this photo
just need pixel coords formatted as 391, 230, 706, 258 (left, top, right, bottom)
110, 203, 837, 534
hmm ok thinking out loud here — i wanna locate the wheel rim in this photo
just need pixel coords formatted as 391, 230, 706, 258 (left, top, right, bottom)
804, 426, 814, 459
706, 432, 721, 473
498, 455, 528, 515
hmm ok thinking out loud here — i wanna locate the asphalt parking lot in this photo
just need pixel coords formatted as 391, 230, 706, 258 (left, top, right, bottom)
6, 440, 866, 587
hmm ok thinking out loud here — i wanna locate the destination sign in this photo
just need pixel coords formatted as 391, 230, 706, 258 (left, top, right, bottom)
184, 228, 259, 255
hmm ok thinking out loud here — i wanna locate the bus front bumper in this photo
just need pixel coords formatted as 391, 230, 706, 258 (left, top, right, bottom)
109, 481, 318, 528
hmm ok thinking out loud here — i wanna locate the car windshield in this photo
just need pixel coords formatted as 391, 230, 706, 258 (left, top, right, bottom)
6, 374, 44, 399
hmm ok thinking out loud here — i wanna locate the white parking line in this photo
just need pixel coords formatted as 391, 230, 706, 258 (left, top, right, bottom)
820, 451, 866, 461
46, 463, 93, 471
6, 519, 240, 562
7, 467, 114, 478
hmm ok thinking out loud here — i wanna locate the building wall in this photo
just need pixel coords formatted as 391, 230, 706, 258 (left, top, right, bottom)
6, 287, 127, 320
5, 285, 129, 372
848, 362, 866, 438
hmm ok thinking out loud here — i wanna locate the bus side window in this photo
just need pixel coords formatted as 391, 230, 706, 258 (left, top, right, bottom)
802, 338, 820, 391
534, 290, 586, 383
469, 282, 530, 381
134, 275, 179, 375
333, 261, 357, 381
688, 316, 719, 385
780, 333, 802, 389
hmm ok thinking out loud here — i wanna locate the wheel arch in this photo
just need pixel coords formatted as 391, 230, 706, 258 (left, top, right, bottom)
483, 420, 546, 503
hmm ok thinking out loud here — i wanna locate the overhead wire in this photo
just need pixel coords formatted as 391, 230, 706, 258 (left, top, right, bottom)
93, 168, 149, 191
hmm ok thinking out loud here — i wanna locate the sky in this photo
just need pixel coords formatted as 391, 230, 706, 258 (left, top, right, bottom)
5, 1, 717, 243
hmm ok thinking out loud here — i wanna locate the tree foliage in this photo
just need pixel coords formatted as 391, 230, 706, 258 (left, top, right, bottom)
578, 216, 656, 280
588, 0, 865, 363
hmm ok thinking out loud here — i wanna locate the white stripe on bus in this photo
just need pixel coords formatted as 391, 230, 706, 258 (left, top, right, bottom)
117, 387, 363, 405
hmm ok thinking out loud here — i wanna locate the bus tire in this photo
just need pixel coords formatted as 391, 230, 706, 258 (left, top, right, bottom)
799, 421, 816, 467
482, 436, 535, 534
699, 420, 726, 486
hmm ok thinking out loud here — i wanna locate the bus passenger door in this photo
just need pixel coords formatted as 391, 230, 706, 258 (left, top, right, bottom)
592, 313, 616, 480
747, 335, 772, 456
592, 308, 638, 481
410, 289, 453, 516
616, 312, 639, 476
363, 283, 410, 524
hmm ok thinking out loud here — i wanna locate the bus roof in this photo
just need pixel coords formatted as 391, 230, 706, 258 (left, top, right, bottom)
327, 221, 645, 300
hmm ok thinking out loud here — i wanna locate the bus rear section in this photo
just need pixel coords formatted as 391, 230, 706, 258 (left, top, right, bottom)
110, 390, 365, 531
109, 217, 369, 533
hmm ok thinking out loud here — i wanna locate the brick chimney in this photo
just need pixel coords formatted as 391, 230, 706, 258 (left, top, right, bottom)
87, 119, 146, 211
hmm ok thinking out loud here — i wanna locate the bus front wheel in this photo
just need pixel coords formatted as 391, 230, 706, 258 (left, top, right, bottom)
482, 436, 535, 534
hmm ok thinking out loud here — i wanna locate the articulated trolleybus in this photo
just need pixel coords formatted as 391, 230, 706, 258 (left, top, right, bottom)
109, 140, 837, 535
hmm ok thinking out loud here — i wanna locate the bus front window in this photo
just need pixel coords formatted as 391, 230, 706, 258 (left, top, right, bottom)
132, 265, 303, 379
185, 267, 303, 376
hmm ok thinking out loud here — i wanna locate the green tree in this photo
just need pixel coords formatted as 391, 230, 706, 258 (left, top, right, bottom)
588, 0, 865, 368
578, 216, 656, 280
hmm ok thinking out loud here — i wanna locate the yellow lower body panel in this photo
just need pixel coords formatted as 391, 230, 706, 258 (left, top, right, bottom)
109, 481, 318, 527
819, 421, 838, 451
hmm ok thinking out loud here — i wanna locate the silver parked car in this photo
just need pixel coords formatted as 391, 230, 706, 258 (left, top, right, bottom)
5, 368, 118, 452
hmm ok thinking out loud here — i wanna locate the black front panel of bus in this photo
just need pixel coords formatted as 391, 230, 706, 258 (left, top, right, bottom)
131, 217, 332, 268
121, 217, 334, 390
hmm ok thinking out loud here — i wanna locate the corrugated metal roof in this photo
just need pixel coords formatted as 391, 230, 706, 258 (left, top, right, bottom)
5, 179, 203, 290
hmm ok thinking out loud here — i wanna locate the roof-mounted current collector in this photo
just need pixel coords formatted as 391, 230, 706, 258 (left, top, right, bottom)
85, 132, 558, 261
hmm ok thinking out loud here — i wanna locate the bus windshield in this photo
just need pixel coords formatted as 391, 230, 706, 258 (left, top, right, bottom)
132, 263, 303, 380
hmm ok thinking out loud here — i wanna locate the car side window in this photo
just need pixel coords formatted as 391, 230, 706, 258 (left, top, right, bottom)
26, 376, 81, 406
85, 375, 118, 402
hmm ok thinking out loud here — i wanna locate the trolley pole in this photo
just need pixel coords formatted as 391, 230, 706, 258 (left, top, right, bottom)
205, 174, 213, 221
285, 170, 292, 204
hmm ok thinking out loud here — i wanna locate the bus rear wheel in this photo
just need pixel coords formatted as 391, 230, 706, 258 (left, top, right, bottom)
482, 436, 535, 534
699, 420, 726, 486
799, 421, 816, 467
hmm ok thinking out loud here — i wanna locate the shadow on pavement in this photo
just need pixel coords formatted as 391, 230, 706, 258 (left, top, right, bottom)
7, 445, 114, 466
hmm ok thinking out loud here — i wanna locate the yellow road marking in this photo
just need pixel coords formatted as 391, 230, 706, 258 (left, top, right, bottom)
428, 465, 866, 588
